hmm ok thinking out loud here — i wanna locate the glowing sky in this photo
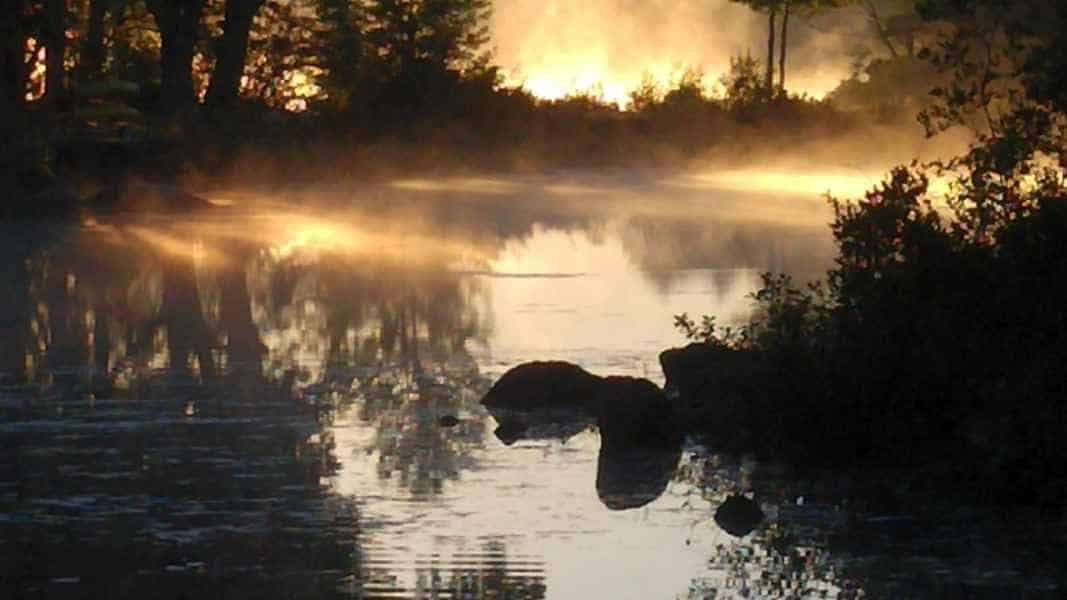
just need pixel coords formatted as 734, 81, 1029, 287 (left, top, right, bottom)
491, 0, 865, 106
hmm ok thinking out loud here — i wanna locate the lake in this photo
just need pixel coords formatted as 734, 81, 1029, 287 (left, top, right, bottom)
0, 172, 1060, 598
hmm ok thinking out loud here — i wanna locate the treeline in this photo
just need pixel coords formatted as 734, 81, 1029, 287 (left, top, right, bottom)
0, 0, 494, 115
1, 1, 928, 116
0, 1, 962, 216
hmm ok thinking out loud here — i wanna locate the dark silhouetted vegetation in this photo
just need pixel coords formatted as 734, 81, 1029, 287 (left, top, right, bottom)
671, 0, 1067, 511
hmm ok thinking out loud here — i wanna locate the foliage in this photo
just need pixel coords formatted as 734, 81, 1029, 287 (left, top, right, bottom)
719, 53, 766, 111
828, 55, 937, 120
672, 1, 1067, 505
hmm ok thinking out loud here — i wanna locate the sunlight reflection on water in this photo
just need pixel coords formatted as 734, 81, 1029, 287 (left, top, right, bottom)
1, 174, 894, 599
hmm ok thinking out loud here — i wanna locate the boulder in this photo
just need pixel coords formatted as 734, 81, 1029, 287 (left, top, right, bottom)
597, 376, 679, 449
482, 361, 603, 415
659, 342, 784, 451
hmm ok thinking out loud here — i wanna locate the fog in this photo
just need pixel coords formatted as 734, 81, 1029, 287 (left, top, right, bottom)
492, 0, 869, 103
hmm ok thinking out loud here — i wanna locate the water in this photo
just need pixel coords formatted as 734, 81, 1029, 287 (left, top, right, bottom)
0, 173, 1060, 598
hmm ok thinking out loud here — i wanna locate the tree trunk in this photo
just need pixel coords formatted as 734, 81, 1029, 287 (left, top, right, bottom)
146, 0, 205, 114
765, 9, 777, 94
218, 252, 263, 369
43, 0, 66, 106
779, 3, 790, 93
161, 250, 215, 380
861, 0, 900, 59
205, 0, 263, 107
79, 0, 109, 82
1, 0, 28, 115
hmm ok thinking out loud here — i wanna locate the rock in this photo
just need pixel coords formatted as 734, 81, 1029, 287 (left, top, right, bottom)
481, 361, 603, 414
659, 342, 784, 452
714, 494, 765, 537
482, 361, 601, 446
597, 376, 679, 448
659, 342, 742, 401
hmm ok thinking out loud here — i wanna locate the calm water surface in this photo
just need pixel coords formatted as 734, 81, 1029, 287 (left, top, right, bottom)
1, 173, 1060, 598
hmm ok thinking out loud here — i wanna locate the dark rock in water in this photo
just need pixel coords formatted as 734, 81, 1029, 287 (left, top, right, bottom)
437, 414, 460, 428
714, 494, 765, 537
482, 361, 603, 414
482, 362, 600, 446
597, 376, 679, 448
659, 342, 783, 452
659, 342, 744, 401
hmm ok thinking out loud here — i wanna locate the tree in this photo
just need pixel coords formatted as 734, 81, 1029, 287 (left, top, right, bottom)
778, 1, 851, 91
145, 0, 207, 113
730, 0, 782, 94
1, 0, 31, 116
79, 0, 111, 81
42, 0, 66, 106
205, 0, 267, 107
853, 0, 923, 59
314, 0, 366, 110
733, 0, 851, 94
365, 0, 492, 108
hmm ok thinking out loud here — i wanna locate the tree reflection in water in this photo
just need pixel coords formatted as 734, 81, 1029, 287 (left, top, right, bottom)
0, 211, 503, 598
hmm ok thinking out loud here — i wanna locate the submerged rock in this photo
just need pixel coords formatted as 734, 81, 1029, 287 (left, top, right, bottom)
714, 494, 765, 537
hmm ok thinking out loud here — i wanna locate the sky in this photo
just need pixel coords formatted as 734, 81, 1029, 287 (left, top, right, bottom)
491, 0, 870, 105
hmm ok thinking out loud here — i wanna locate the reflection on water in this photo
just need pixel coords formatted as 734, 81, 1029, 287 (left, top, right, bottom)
0, 175, 1059, 598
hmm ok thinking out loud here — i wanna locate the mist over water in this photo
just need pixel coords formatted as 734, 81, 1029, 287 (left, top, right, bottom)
3, 172, 1054, 598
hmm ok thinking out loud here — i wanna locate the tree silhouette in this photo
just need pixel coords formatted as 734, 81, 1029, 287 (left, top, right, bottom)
366, 0, 492, 109
732, 0, 851, 93
205, 0, 267, 107
144, 0, 206, 113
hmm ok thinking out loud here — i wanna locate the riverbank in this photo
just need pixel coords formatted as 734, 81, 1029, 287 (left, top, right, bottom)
658, 167, 1067, 515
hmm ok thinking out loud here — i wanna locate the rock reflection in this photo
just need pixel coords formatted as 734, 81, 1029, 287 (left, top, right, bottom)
482, 361, 682, 510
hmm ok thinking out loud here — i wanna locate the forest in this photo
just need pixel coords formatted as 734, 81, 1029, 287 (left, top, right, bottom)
2, 0, 949, 217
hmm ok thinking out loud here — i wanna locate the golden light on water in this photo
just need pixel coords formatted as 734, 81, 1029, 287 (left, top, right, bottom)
125, 225, 227, 267
389, 177, 520, 195
675, 169, 883, 199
